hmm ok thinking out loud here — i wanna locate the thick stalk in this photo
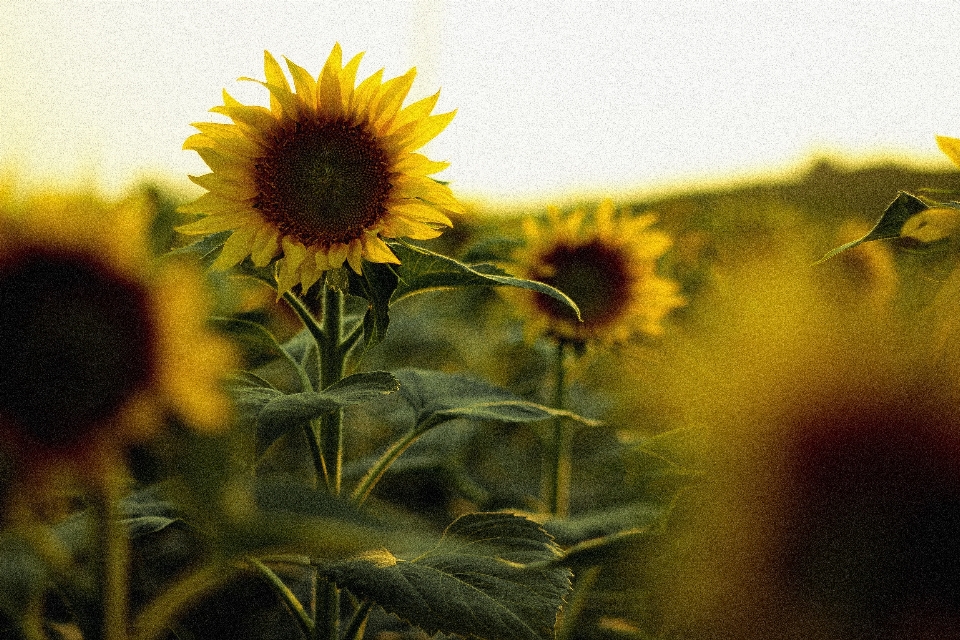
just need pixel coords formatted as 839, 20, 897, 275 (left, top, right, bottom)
544, 340, 573, 517
93, 474, 129, 640
319, 285, 345, 495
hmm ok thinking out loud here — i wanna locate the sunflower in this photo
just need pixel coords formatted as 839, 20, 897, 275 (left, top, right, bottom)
178, 44, 462, 294
0, 189, 234, 490
657, 279, 960, 639
513, 200, 684, 345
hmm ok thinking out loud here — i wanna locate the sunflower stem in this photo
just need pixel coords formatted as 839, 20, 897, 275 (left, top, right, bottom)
248, 557, 315, 638
93, 473, 129, 640
320, 284, 345, 496
544, 339, 573, 517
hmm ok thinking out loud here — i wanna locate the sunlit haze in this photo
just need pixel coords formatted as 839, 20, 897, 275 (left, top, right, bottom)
3, 1, 960, 204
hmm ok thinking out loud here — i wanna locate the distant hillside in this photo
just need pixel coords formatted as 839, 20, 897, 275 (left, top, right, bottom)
637, 159, 960, 227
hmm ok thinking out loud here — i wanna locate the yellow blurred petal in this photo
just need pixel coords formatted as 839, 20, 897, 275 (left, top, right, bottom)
937, 135, 960, 169
902, 207, 960, 243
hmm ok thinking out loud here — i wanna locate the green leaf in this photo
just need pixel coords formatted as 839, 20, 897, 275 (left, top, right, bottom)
532, 529, 654, 571
167, 230, 230, 267
347, 261, 399, 350
393, 368, 600, 432
389, 242, 581, 320
258, 371, 399, 435
214, 317, 289, 365
315, 512, 572, 640
816, 191, 929, 262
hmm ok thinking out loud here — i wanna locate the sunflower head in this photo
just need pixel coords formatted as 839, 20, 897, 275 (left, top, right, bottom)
179, 44, 463, 294
514, 200, 684, 345
0, 189, 234, 490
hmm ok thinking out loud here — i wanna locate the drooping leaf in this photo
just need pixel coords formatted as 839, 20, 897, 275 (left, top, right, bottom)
816, 191, 929, 262
393, 368, 600, 432
214, 317, 296, 368
315, 512, 572, 640
388, 242, 580, 320
258, 371, 400, 436
531, 528, 654, 571
543, 503, 664, 546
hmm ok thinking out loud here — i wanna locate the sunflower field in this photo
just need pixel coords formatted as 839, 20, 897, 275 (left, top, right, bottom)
2, 43, 960, 640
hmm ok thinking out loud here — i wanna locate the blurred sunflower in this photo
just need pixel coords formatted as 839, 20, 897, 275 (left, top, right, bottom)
661, 300, 960, 639
514, 200, 684, 345
0, 190, 234, 490
179, 44, 462, 294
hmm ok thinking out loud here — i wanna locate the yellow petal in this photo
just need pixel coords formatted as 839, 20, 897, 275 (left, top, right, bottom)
392, 109, 456, 151
276, 237, 308, 293
188, 173, 258, 200
250, 226, 281, 266
177, 192, 249, 216
937, 135, 960, 169
318, 44, 345, 118
345, 240, 364, 274
380, 215, 442, 240
352, 68, 385, 119
340, 51, 364, 102
212, 102, 276, 133
370, 68, 417, 127
285, 56, 318, 108
212, 225, 257, 270
176, 212, 250, 236
361, 233, 401, 264
326, 242, 349, 269
388, 200, 453, 227
392, 175, 463, 213
392, 153, 450, 176
299, 250, 325, 291
391, 91, 440, 132
262, 51, 290, 113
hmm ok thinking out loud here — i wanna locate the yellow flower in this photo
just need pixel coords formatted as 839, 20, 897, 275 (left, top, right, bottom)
178, 44, 462, 294
513, 200, 684, 345
0, 189, 234, 488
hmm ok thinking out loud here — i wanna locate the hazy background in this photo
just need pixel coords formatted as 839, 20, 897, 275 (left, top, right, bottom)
3, 1, 960, 204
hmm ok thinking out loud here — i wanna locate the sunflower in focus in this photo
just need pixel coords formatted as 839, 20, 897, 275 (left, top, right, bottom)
514, 200, 684, 345
179, 44, 462, 294
0, 190, 234, 491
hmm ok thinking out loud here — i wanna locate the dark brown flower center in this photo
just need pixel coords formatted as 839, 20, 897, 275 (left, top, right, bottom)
0, 251, 157, 446
779, 395, 960, 631
253, 118, 393, 247
532, 239, 633, 330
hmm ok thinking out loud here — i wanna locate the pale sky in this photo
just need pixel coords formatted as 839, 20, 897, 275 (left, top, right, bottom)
3, 1, 960, 204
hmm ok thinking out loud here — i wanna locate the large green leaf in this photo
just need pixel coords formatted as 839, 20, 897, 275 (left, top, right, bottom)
393, 368, 600, 432
257, 371, 400, 436
389, 242, 580, 319
817, 191, 929, 263
316, 512, 572, 640
347, 261, 400, 350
